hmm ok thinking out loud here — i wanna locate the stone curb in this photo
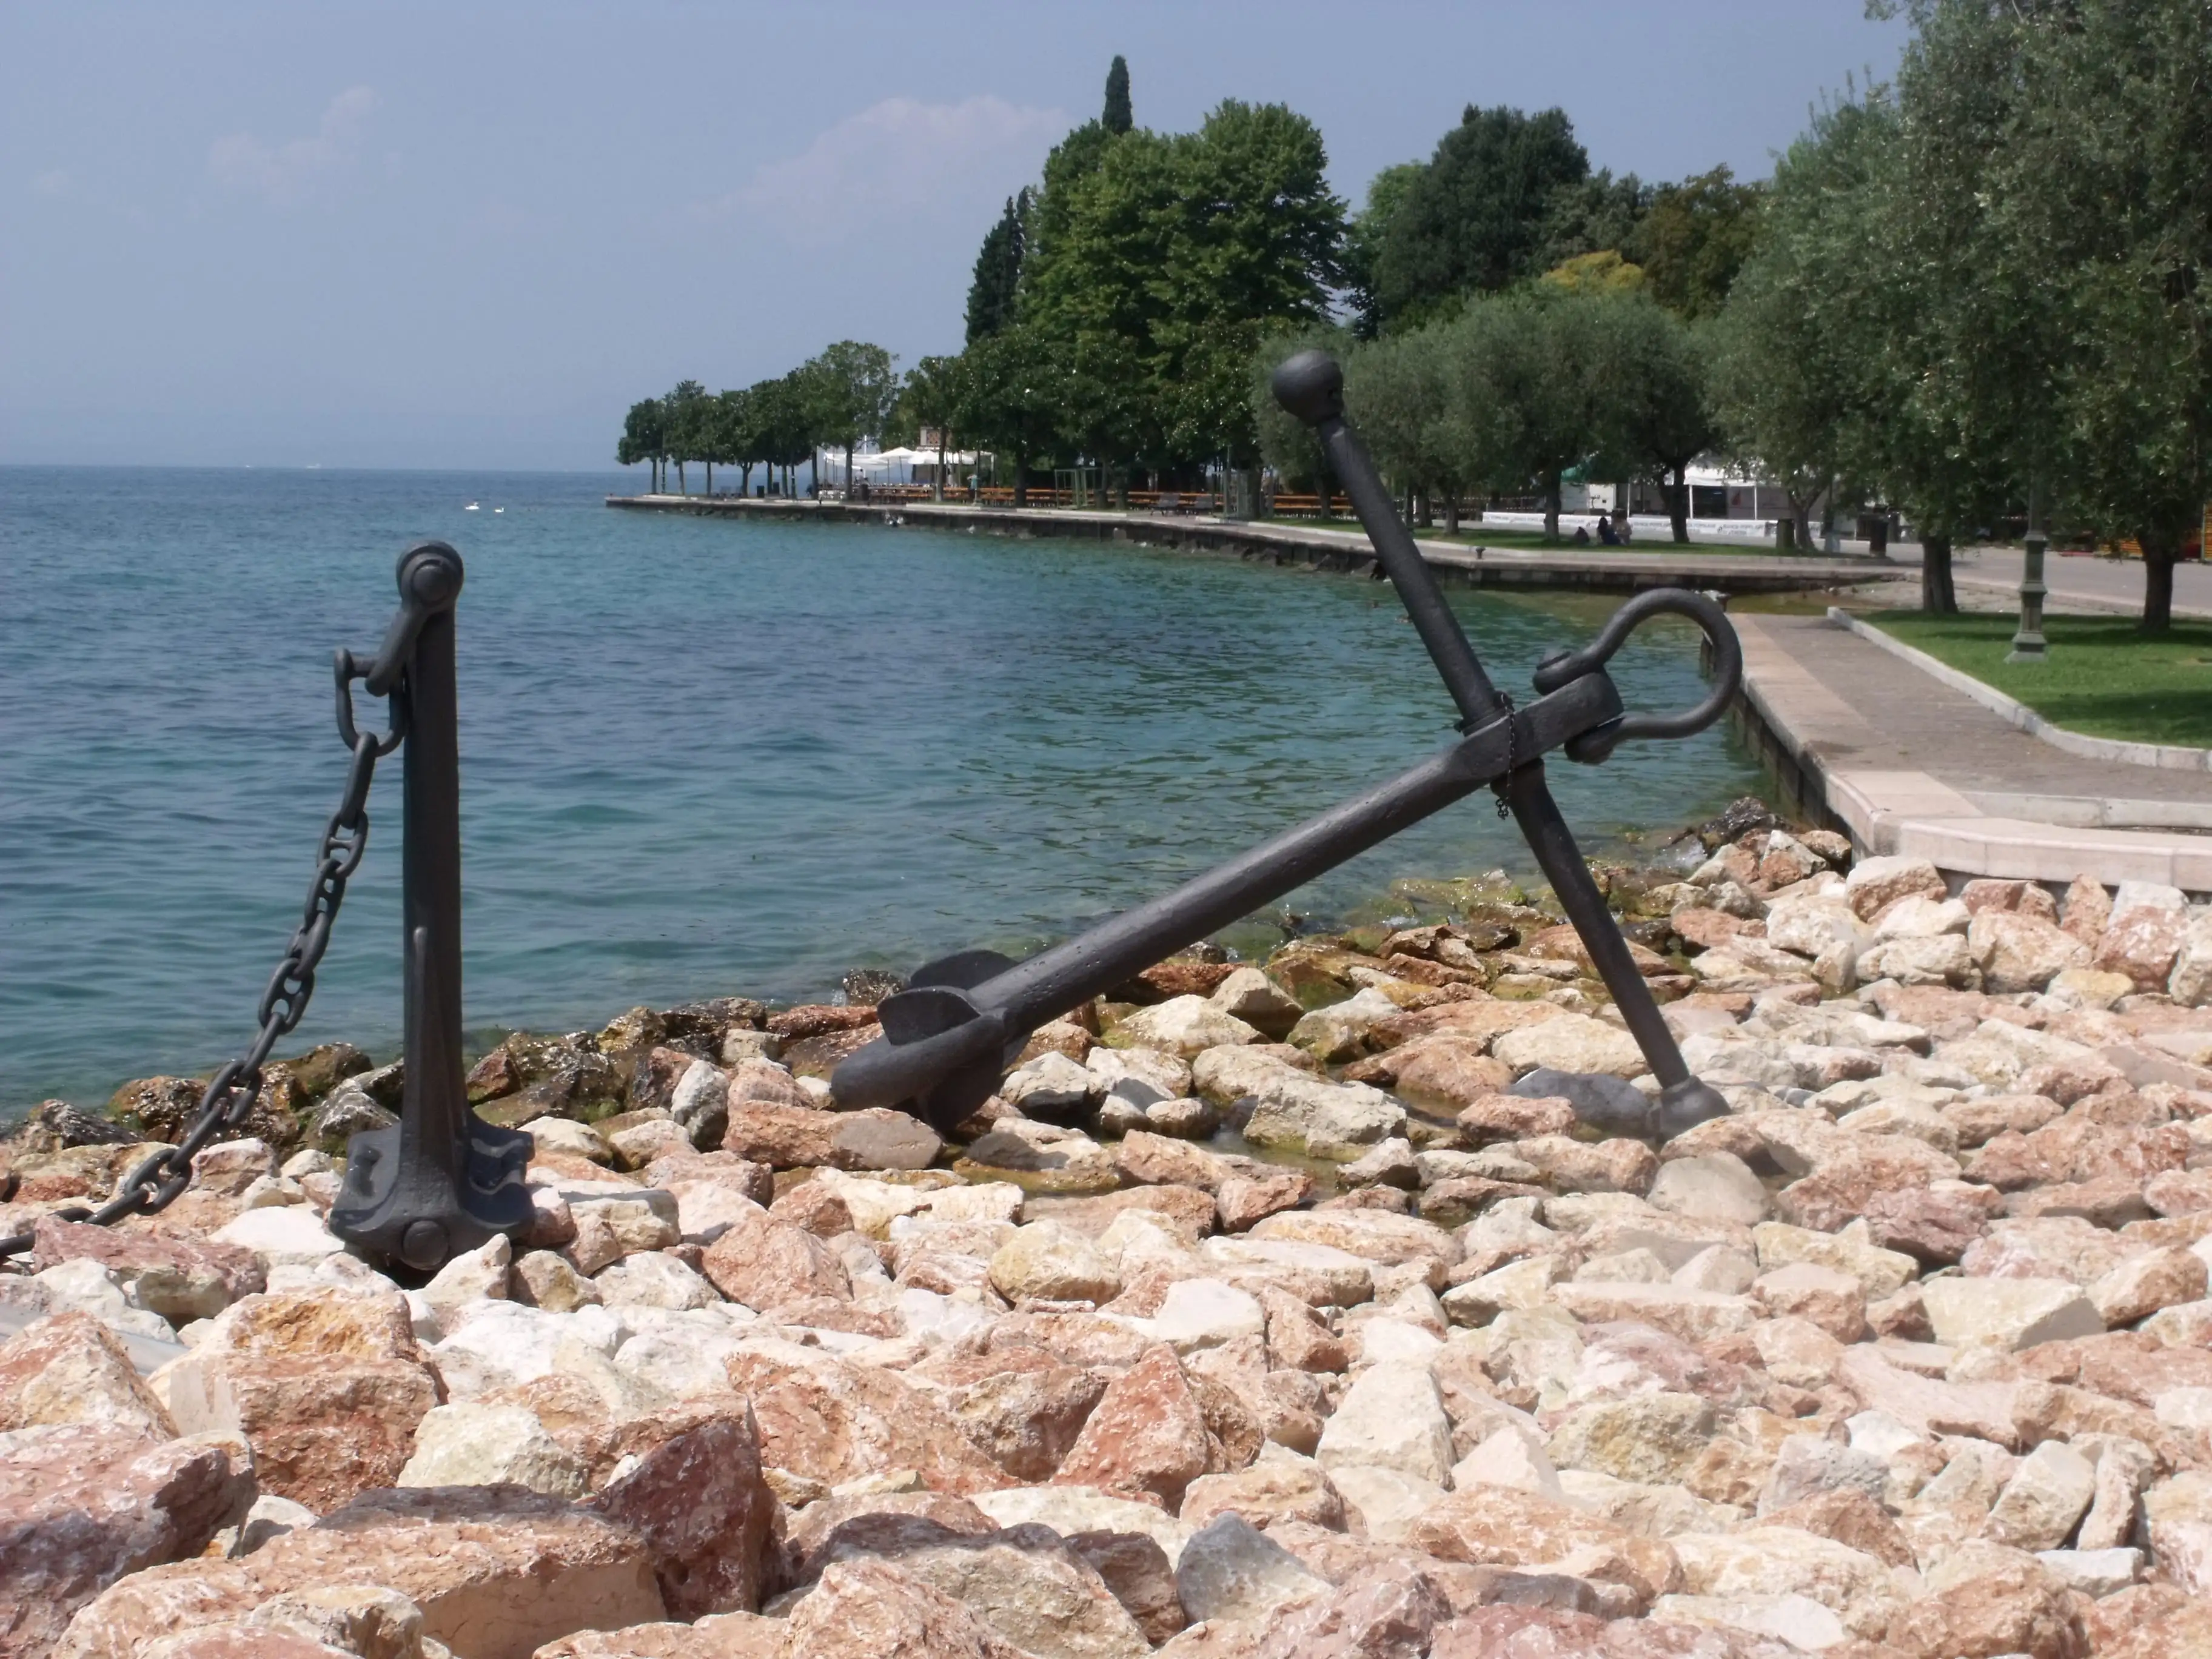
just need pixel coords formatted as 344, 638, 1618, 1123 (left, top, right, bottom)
1827, 607, 2211, 774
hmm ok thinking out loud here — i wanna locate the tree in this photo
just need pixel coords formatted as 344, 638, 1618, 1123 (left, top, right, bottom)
711, 387, 758, 496
1342, 164, 1423, 341
664, 380, 710, 496
1972, 0, 2211, 632
1103, 55, 1133, 135
897, 355, 967, 501
1626, 167, 1765, 320
617, 397, 667, 492
1598, 293, 1718, 543
964, 191, 1029, 344
1372, 106, 1589, 326
959, 323, 1063, 506
1345, 326, 1472, 529
1443, 290, 1615, 540
1252, 325, 1353, 511
1535, 169, 1651, 274
1025, 100, 1346, 479
804, 341, 899, 497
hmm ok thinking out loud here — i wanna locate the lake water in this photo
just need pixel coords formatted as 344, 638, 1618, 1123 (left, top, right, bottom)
0, 467, 1766, 1113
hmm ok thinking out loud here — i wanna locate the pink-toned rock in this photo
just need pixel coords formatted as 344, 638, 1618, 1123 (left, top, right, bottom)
1885, 1540, 2086, 1659
2095, 907, 2188, 993
1862, 1185, 1994, 1266
1427, 1607, 1615, 1659
1845, 856, 1945, 922
1777, 1139, 1963, 1232
2014, 1056, 2130, 1107
1453, 1094, 1577, 1145
1258, 1287, 1349, 1375
1507, 1135, 1656, 1197
1971, 913, 2091, 994
1960, 879, 2056, 920
152, 1292, 442, 1512
1751, 1262, 1866, 1342
699, 1207, 850, 1309
719, 1104, 937, 1173
766, 1005, 879, 1042
135, 1626, 357, 1659
1180, 1458, 1347, 1534
1115, 1131, 1238, 1191
768, 1181, 855, 1239
776, 1491, 999, 1589
2060, 876, 2112, 945
1966, 1119, 2190, 1191
0, 1312, 176, 1439
1054, 1344, 1219, 1511
908, 1346, 1108, 1482
727, 1350, 1009, 1496
2090, 1244, 2207, 1326
724, 1059, 809, 1109
2147, 1169, 2212, 1216
32, 1219, 264, 1324
1406, 1489, 1681, 1607
1252, 1558, 1449, 1659
0, 1423, 252, 1659
1214, 1171, 1312, 1234
589, 1400, 776, 1617
1065, 1529, 1187, 1647
1353, 1039, 1514, 1109
777, 1558, 1030, 1659
529, 1615, 783, 1659
57, 1485, 663, 1659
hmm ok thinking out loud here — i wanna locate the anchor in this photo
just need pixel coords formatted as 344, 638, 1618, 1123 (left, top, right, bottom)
832, 350, 1744, 1144
326, 544, 532, 1273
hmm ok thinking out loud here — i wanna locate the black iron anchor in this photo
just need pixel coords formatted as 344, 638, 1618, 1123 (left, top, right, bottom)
326, 544, 533, 1273
832, 350, 1741, 1145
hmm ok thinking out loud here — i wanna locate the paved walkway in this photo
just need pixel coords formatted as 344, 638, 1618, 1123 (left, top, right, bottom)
1734, 613, 2212, 890
1880, 543, 2212, 620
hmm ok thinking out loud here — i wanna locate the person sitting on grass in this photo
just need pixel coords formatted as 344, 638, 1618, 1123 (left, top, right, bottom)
1597, 514, 1620, 546
1572, 523, 1592, 545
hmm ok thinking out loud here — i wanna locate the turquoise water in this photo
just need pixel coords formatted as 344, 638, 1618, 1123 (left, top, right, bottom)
0, 468, 1765, 1113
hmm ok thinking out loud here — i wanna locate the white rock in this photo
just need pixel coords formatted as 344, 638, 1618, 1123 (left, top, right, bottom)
28, 1258, 179, 1342
1209, 968, 1302, 1033
988, 1220, 1122, 1304
1346, 1318, 1444, 1369
1315, 1361, 1453, 1486
1001, 1051, 1100, 1113
1493, 1014, 1647, 1079
1174, 1513, 1329, 1623
1112, 996, 1260, 1058
209, 1206, 348, 1271
1136, 1278, 1264, 1354
1985, 1441, 2097, 1550
1326, 1464, 1447, 1543
1450, 1425, 1563, 1499
1285, 988, 1403, 1061
1650, 1594, 1849, 1652
976, 1484, 1192, 1567
1922, 1276, 2104, 1352
232, 1493, 317, 1557
611, 1315, 749, 1402
2113, 881, 2187, 920
1241, 1072, 1405, 1162
2036, 1547, 2142, 1597
1874, 896, 1971, 941
1647, 1153, 1769, 1226
1086, 1045, 1190, 1104
521, 1116, 613, 1162
397, 1402, 589, 1497
416, 1235, 512, 1325
594, 1251, 721, 1310
1672, 1245, 1759, 1294
668, 1059, 730, 1145
2154, 1387, 2212, 1433
427, 1299, 623, 1399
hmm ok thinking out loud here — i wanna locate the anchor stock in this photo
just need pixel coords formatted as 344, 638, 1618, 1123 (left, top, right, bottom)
833, 350, 1742, 1142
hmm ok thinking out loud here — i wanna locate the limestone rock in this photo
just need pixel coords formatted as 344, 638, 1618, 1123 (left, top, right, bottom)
1114, 997, 1262, 1059
0, 1311, 176, 1438
59, 1485, 665, 1659
1406, 1488, 1681, 1606
1845, 856, 1945, 921
974, 1486, 1193, 1569
777, 1558, 1030, 1659
0, 1421, 253, 1659
2090, 1244, 2206, 1326
1923, 1275, 2104, 1352
1985, 1439, 2096, 1552
1053, 1345, 1216, 1511
1492, 1016, 1647, 1080
1886, 1540, 2086, 1659
699, 1206, 850, 1310
911, 1347, 1108, 1482
397, 1402, 591, 1498
989, 1221, 1123, 1305
1548, 1283, 1754, 1345
1751, 1262, 1866, 1342
1209, 970, 1304, 1039
729, 1349, 1008, 1498
1545, 1393, 1714, 1486
1239, 1074, 1404, 1164
1315, 1364, 1454, 1487
1971, 911, 2092, 994
1646, 1154, 1768, 1227
32, 1219, 264, 1324
1670, 1527, 1903, 1641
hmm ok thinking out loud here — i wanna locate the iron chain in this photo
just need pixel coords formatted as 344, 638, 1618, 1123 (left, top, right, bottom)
0, 654, 405, 1260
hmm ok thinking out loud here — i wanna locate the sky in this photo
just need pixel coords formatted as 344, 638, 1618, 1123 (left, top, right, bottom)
0, 2, 1909, 471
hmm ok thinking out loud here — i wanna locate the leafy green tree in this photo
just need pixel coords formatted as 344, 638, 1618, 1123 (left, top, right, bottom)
1597, 293, 1718, 543
1345, 326, 1473, 529
1252, 326, 1353, 512
711, 387, 759, 496
1625, 167, 1765, 320
1373, 106, 1589, 326
1441, 290, 1614, 540
965, 190, 1030, 344
664, 380, 710, 495
1960, 0, 2210, 632
1026, 101, 1346, 479
804, 341, 899, 496
959, 323, 1064, 506
1535, 169, 1651, 274
617, 397, 668, 492
1103, 55, 1133, 135
897, 355, 968, 501
1342, 164, 1423, 341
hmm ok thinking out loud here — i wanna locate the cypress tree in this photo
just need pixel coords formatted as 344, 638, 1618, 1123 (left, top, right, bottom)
1103, 56, 1132, 135
964, 190, 1028, 343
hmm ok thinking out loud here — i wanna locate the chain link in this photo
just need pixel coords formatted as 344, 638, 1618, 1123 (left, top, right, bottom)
0, 656, 404, 1261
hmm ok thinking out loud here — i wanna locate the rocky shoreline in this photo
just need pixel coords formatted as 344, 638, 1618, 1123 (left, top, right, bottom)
7, 799, 2212, 1659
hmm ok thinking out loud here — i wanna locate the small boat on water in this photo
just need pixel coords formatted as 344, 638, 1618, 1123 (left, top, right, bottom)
464, 501, 480, 512
493, 506, 504, 514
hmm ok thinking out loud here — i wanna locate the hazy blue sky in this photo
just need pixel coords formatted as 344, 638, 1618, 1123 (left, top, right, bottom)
1, 2, 1906, 471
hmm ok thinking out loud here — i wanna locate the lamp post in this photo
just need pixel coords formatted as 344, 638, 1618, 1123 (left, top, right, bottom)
2007, 475, 2048, 663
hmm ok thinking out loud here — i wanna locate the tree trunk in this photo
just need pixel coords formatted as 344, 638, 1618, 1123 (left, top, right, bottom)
1669, 463, 1690, 544
1415, 484, 1433, 528
1013, 460, 1028, 509
1543, 471, 1562, 541
2142, 531, 2180, 634
845, 441, 856, 500
1114, 467, 1129, 511
1444, 491, 1461, 535
1791, 494, 1814, 554
705, 460, 712, 494
1920, 532, 1958, 615
676, 460, 686, 496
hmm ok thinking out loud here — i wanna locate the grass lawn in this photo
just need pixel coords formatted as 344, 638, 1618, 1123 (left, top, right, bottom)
1865, 609, 2212, 748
